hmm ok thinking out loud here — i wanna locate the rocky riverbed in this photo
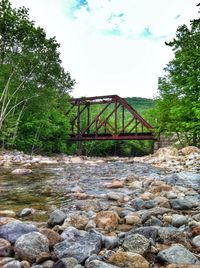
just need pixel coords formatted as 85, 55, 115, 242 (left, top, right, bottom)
0, 146, 200, 268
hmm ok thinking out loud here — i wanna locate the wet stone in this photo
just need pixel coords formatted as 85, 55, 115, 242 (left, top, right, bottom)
124, 226, 158, 242
144, 217, 163, 227
157, 244, 200, 265
122, 233, 150, 255
0, 221, 37, 244
54, 229, 102, 263
48, 209, 66, 227
108, 251, 150, 268
171, 214, 188, 227
0, 239, 12, 257
170, 198, 193, 210
103, 236, 119, 250
192, 235, 200, 248
95, 211, 119, 231
14, 232, 49, 264
39, 228, 61, 247
17, 208, 33, 217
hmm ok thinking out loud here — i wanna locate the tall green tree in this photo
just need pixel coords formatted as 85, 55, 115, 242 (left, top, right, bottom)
155, 17, 200, 146
0, 0, 75, 152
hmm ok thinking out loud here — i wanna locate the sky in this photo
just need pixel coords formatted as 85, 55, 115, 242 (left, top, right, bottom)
11, 0, 199, 99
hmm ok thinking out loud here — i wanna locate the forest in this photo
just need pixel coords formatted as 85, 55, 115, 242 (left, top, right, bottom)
0, 0, 199, 156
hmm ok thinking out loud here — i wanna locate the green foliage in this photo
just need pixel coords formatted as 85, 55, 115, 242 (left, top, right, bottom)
0, 0, 75, 153
153, 17, 200, 146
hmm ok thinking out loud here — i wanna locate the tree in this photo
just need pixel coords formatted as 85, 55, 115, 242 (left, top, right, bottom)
0, 0, 75, 152
154, 17, 200, 146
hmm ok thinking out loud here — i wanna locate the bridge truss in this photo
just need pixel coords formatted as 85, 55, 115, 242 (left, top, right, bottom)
67, 95, 155, 141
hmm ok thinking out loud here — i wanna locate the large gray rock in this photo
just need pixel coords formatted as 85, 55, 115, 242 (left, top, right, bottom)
163, 172, 200, 189
54, 229, 102, 263
157, 244, 200, 264
0, 221, 37, 243
48, 209, 66, 227
103, 236, 119, 250
122, 226, 158, 242
86, 260, 119, 268
122, 234, 150, 255
14, 231, 49, 264
171, 214, 188, 227
170, 198, 193, 210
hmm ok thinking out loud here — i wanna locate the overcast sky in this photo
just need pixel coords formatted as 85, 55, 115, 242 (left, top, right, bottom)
11, 0, 199, 98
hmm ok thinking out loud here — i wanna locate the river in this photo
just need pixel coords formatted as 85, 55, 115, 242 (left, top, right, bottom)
0, 159, 165, 221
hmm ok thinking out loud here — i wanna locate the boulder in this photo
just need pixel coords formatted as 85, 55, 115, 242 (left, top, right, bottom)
163, 172, 200, 189
61, 213, 88, 230
39, 228, 61, 247
170, 198, 193, 210
0, 221, 37, 243
103, 236, 119, 250
54, 229, 102, 263
75, 200, 101, 212
124, 226, 158, 242
122, 234, 150, 255
171, 214, 188, 227
125, 215, 141, 226
95, 211, 119, 230
192, 235, 200, 248
107, 192, 125, 202
48, 209, 66, 227
108, 251, 150, 268
157, 244, 200, 265
0, 238, 12, 257
14, 232, 49, 264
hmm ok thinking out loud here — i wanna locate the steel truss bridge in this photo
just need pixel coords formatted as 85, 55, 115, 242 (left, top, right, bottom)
67, 95, 155, 141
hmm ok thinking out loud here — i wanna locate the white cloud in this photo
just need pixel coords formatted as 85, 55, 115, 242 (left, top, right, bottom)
11, 0, 199, 98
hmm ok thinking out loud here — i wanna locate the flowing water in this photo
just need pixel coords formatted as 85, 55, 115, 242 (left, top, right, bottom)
0, 160, 164, 221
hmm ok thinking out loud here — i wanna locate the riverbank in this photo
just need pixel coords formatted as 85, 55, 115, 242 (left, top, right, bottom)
0, 147, 200, 267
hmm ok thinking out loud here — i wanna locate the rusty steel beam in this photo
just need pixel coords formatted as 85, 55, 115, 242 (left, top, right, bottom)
67, 95, 156, 142
70, 133, 156, 141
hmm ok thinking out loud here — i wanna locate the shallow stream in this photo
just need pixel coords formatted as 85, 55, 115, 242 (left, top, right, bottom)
0, 159, 164, 221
